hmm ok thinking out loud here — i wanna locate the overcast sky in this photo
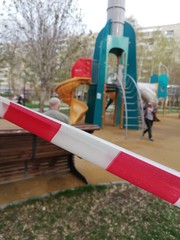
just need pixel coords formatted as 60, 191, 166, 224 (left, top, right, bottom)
78, 0, 180, 32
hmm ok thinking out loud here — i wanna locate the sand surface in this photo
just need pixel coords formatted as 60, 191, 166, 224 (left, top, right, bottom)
0, 113, 179, 206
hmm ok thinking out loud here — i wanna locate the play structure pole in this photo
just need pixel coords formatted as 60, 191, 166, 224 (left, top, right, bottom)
0, 96, 179, 208
107, 0, 125, 35
86, 0, 139, 129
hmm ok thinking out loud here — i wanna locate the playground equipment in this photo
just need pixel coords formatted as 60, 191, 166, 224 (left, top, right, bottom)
55, 59, 92, 125
138, 83, 158, 104
83, 0, 169, 129
138, 73, 168, 104
85, 0, 139, 129
55, 77, 91, 124
55, 0, 168, 128
0, 96, 179, 207
150, 74, 168, 99
138, 73, 169, 117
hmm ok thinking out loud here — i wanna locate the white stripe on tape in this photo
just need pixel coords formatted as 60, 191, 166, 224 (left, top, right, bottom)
51, 124, 120, 169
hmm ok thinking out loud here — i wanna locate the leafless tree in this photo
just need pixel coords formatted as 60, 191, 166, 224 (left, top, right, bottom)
136, 29, 180, 84
0, 0, 86, 111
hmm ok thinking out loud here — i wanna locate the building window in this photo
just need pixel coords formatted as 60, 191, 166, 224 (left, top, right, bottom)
165, 30, 174, 36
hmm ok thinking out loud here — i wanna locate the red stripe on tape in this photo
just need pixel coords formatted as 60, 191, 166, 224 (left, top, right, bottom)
4, 102, 61, 141
107, 152, 180, 205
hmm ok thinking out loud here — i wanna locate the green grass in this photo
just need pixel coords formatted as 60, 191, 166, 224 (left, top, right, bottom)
0, 183, 179, 240
25, 102, 48, 109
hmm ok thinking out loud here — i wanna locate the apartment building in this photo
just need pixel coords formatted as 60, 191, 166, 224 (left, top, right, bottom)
137, 23, 180, 85
139, 23, 180, 42
137, 23, 180, 105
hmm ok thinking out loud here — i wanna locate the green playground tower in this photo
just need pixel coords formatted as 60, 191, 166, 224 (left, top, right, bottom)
85, 0, 138, 129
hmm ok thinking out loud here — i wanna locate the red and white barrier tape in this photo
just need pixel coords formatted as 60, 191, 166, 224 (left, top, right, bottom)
0, 96, 179, 207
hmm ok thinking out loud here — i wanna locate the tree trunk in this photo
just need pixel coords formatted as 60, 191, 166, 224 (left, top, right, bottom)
39, 85, 47, 112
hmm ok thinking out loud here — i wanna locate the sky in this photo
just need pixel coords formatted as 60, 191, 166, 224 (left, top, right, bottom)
78, 0, 180, 32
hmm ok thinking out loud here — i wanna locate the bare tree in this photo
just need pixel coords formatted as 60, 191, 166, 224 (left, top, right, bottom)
54, 33, 96, 82
1, 0, 86, 111
136, 29, 180, 84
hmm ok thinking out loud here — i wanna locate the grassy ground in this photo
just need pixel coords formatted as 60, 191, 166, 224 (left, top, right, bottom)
0, 183, 179, 240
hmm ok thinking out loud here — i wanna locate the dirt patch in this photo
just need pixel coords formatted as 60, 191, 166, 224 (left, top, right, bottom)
75, 113, 180, 185
0, 113, 179, 206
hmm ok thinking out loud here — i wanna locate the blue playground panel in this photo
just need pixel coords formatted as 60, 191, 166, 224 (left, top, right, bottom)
86, 21, 139, 129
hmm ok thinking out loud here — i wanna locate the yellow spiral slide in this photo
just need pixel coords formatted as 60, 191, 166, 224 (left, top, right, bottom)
55, 77, 91, 125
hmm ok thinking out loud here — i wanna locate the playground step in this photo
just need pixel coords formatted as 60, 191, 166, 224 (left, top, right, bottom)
126, 109, 137, 112
125, 117, 139, 120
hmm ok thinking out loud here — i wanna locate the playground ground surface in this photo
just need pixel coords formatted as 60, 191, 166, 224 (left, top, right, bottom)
0, 112, 179, 206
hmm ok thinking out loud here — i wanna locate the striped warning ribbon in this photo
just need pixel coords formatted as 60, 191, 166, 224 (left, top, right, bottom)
0, 96, 179, 207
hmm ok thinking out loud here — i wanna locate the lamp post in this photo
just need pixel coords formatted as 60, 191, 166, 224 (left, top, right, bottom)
21, 72, 26, 106
158, 62, 169, 116
0, 80, 4, 94
158, 62, 169, 76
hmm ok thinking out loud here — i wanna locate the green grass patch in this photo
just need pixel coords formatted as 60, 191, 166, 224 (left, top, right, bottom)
0, 183, 179, 239
25, 102, 48, 109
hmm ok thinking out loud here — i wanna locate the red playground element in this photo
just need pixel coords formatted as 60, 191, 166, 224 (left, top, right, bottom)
71, 58, 92, 78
